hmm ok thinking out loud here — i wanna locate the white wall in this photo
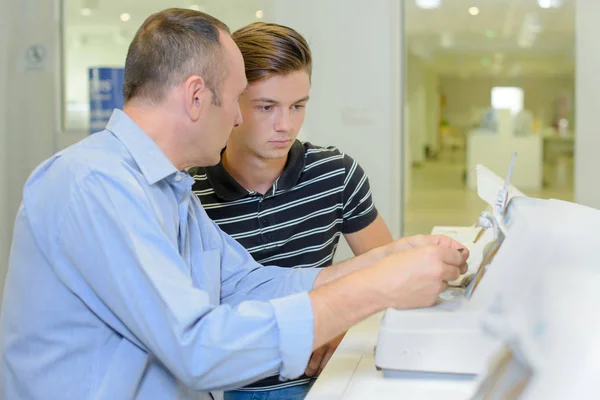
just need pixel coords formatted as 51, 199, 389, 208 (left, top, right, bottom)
440, 75, 575, 135
1, 0, 61, 303
0, 0, 11, 297
575, 0, 600, 208
271, 0, 404, 260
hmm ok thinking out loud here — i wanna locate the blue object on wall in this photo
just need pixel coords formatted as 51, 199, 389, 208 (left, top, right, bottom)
89, 67, 125, 134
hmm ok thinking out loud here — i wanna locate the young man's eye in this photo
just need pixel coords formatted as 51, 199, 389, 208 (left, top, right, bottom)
257, 105, 274, 112
292, 104, 306, 111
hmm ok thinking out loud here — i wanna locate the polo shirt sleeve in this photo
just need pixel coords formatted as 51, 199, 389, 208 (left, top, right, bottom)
340, 153, 378, 234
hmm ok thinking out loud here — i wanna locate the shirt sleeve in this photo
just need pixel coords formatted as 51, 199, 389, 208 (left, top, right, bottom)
50, 170, 316, 391
341, 153, 378, 234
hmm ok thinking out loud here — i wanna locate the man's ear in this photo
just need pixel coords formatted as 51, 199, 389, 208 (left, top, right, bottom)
184, 75, 208, 121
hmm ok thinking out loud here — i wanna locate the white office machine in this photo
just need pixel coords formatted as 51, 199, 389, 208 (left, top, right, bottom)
469, 198, 600, 400
375, 155, 527, 377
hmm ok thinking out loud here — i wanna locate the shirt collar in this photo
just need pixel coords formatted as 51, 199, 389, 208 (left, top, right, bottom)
105, 109, 179, 185
206, 140, 306, 201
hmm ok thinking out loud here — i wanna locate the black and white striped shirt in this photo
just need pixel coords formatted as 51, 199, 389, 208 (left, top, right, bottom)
189, 140, 378, 390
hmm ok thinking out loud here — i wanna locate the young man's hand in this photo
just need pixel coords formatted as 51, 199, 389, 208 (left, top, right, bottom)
384, 235, 469, 259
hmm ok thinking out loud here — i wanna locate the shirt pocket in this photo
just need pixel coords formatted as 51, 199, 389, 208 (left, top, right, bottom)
190, 249, 222, 306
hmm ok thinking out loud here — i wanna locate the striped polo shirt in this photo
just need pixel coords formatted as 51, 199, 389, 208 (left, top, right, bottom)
189, 140, 378, 390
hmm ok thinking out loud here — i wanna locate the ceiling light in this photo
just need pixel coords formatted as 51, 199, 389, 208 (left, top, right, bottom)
255, 10, 264, 19
538, 0, 562, 8
469, 7, 480, 16
538, 0, 551, 8
187, 4, 207, 12
416, 0, 441, 9
81, 8, 91, 16
120, 13, 131, 22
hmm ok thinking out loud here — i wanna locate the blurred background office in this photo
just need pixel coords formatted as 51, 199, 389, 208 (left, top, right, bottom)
403, 0, 575, 235
1, 0, 600, 305
58, 0, 577, 236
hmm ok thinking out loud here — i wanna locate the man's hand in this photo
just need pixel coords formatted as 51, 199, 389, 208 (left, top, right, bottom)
305, 332, 346, 377
308, 242, 470, 352
369, 244, 469, 309
384, 235, 469, 258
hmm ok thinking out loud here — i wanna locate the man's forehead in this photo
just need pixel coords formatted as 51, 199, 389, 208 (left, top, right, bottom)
227, 41, 246, 78
218, 30, 241, 64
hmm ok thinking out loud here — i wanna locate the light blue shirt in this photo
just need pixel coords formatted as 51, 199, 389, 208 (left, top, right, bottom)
1, 109, 319, 400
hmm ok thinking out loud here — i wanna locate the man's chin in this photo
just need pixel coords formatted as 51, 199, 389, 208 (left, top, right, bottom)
210, 155, 222, 166
193, 155, 222, 168
258, 146, 292, 159
258, 151, 288, 160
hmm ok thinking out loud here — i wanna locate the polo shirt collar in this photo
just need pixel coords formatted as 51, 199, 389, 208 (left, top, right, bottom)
206, 140, 305, 201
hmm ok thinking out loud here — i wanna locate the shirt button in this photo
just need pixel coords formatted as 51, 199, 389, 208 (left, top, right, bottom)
174, 174, 182, 182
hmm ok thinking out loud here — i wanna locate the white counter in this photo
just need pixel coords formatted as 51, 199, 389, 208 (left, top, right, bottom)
306, 313, 478, 400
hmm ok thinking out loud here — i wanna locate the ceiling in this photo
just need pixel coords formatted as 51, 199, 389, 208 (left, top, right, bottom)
64, 0, 575, 78
405, 0, 575, 77
64, 0, 269, 42
65, 0, 269, 26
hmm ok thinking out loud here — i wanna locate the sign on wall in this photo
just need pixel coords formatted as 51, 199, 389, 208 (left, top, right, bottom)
88, 67, 124, 134
24, 44, 47, 71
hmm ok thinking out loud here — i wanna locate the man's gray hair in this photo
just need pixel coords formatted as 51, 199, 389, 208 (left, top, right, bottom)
123, 8, 230, 106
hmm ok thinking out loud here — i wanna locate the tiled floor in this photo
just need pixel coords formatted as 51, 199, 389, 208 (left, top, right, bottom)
402, 151, 574, 236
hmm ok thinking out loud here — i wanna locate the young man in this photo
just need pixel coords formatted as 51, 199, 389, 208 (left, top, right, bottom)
1, 9, 467, 400
190, 23, 392, 399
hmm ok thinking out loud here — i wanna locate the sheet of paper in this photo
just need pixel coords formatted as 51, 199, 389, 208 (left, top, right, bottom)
445, 228, 495, 286
464, 236, 504, 299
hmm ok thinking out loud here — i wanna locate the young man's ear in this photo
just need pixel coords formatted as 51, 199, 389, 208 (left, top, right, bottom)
185, 75, 208, 121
